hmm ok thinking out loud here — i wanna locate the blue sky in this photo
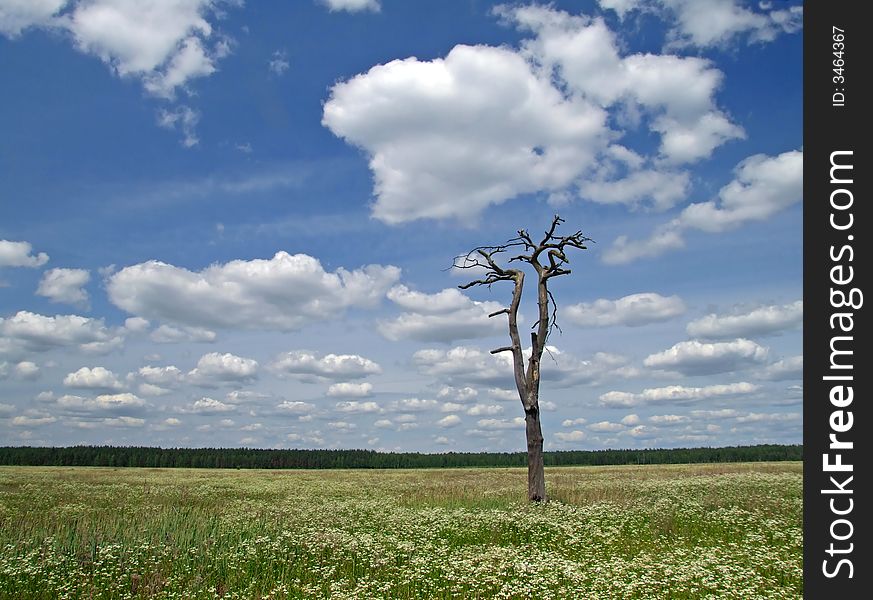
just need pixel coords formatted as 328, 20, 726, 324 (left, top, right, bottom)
0, 0, 803, 452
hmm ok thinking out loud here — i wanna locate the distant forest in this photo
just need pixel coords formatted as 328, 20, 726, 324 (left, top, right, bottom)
0, 444, 801, 470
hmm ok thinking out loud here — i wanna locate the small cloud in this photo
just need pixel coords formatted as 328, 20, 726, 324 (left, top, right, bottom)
268, 50, 289, 75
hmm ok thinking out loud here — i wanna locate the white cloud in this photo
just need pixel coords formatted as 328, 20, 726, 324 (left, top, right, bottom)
562, 417, 587, 427
588, 420, 625, 432
620, 414, 640, 425
599, 381, 759, 407
436, 385, 479, 403
413, 345, 629, 389
101, 415, 145, 428
327, 382, 373, 398
270, 350, 381, 382
156, 105, 201, 147
465, 404, 504, 416
555, 429, 586, 442
319, 0, 380, 13
604, 150, 802, 264
413, 346, 513, 387
686, 300, 803, 339
150, 324, 217, 343
599, 0, 803, 49
124, 317, 150, 333
435, 414, 460, 428
137, 365, 184, 386
187, 352, 258, 385
188, 396, 236, 414
13, 361, 40, 380
334, 400, 381, 413
649, 414, 690, 425
379, 285, 505, 342
644, 338, 768, 375
475, 416, 524, 430
36, 268, 91, 308
275, 400, 315, 415
12, 414, 57, 426
63, 366, 123, 391
758, 355, 803, 381
268, 50, 289, 75
108, 252, 400, 331
578, 169, 690, 211
0, 240, 49, 268
0, 311, 122, 358
0, 0, 67, 36
566, 293, 685, 327
65, 0, 230, 97
387, 398, 437, 412
323, 43, 607, 224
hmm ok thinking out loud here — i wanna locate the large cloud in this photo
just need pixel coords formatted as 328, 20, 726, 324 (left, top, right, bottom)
0, 240, 49, 267
324, 43, 606, 224
644, 338, 768, 375
107, 252, 400, 331
378, 285, 505, 342
686, 300, 802, 339
605, 150, 802, 264
566, 292, 685, 327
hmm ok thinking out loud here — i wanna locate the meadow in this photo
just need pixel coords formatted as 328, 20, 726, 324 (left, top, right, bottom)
0, 462, 802, 599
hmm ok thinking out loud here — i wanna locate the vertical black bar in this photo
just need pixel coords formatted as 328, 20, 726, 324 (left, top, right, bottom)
804, 2, 868, 597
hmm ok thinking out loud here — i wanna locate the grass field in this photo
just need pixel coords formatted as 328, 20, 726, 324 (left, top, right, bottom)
0, 462, 801, 599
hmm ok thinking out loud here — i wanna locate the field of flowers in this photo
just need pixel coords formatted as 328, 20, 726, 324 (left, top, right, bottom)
0, 462, 801, 599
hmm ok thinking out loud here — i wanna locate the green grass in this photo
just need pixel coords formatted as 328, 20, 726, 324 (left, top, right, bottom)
0, 462, 802, 599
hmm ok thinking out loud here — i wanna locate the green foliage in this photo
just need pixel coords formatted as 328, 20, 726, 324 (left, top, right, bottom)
0, 463, 802, 599
0, 444, 802, 470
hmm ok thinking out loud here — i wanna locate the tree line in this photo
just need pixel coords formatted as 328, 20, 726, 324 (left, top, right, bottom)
0, 444, 801, 470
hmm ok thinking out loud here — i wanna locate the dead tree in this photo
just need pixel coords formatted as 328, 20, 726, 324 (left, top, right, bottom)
455, 215, 591, 502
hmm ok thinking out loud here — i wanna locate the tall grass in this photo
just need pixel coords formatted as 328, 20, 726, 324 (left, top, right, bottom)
0, 463, 802, 599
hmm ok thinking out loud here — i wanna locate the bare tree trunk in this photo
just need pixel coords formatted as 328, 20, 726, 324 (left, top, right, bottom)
456, 216, 590, 503
525, 405, 546, 501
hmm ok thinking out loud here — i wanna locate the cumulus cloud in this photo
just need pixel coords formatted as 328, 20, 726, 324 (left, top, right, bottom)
599, 381, 758, 407
686, 300, 803, 339
323, 43, 606, 224
187, 352, 258, 386
378, 285, 505, 342
0, 240, 49, 267
275, 400, 316, 415
598, 0, 802, 49
150, 324, 217, 343
270, 350, 381, 382
107, 252, 400, 331
644, 338, 768, 375
327, 382, 373, 398
186, 396, 236, 414
555, 429, 586, 442
334, 400, 381, 413
604, 150, 802, 264
566, 293, 685, 327
757, 355, 803, 381
36, 268, 91, 308
578, 169, 690, 211
0, 0, 67, 37
413, 345, 629, 389
319, 0, 380, 13
0, 311, 123, 359
387, 398, 438, 413
588, 420, 625, 432
63, 366, 123, 391
436, 414, 461, 428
